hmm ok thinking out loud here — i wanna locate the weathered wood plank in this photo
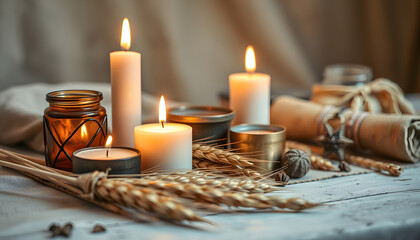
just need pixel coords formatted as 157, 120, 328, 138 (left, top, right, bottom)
1, 164, 419, 240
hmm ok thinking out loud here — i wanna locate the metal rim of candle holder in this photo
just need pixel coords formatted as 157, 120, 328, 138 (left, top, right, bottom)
167, 106, 235, 123
43, 116, 108, 168
230, 124, 286, 135
73, 146, 141, 162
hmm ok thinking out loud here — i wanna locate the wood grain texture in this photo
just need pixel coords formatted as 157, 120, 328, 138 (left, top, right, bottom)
1, 164, 420, 240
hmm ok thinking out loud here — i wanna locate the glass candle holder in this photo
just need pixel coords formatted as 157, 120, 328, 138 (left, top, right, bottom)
43, 90, 108, 171
322, 64, 372, 86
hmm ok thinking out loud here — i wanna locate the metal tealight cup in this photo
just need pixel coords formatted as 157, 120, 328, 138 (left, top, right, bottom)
167, 106, 235, 145
230, 124, 286, 173
72, 147, 141, 175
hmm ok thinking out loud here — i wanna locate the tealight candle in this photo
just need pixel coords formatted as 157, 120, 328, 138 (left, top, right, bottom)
110, 18, 142, 147
135, 96, 192, 172
75, 148, 138, 160
229, 45, 271, 126
72, 136, 141, 174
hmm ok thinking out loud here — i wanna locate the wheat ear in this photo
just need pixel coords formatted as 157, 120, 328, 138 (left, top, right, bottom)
95, 179, 209, 223
140, 173, 276, 193
193, 143, 255, 167
345, 153, 402, 176
309, 155, 336, 171
125, 179, 319, 211
193, 159, 263, 179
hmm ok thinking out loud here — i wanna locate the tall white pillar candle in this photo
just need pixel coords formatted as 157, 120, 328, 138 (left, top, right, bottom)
229, 46, 270, 126
134, 96, 192, 172
110, 18, 141, 147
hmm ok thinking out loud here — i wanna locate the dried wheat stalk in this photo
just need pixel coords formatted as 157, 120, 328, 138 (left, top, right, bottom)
193, 158, 263, 179
345, 153, 402, 176
95, 179, 209, 223
139, 173, 276, 193
0, 148, 322, 224
193, 143, 255, 167
309, 155, 336, 171
0, 150, 207, 224
119, 179, 320, 210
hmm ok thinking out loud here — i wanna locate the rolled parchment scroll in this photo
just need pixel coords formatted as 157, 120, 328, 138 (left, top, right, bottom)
271, 96, 420, 162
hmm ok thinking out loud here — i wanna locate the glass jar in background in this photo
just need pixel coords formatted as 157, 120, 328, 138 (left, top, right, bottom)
43, 90, 107, 171
322, 64, 372, 86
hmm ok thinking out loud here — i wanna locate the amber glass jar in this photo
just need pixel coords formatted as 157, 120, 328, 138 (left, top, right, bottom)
43, 90, 107, 171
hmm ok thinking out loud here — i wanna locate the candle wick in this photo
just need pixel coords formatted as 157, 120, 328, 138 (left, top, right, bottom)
161, 120, 165, 128
106, 148, 110, 158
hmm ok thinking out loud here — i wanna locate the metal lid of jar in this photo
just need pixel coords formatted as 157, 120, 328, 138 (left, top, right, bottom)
168, 106, 235, 123
46, 90, 103, 107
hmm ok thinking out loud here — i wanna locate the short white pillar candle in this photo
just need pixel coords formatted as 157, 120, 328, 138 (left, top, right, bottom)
134, 96, 192, 172
229, 45, 271, 126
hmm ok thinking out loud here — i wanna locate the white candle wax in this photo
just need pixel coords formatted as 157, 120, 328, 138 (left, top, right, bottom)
110, 51, 141, 147
229, 72, 270, 125
134, 123, 192, 171
74, 147, 138, 160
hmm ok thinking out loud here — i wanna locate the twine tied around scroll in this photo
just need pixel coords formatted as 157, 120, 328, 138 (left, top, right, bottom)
312, 108, 404, 176
312, 78, 416, 114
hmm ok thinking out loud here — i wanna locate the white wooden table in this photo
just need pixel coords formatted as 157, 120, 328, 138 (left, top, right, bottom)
1, 158, 419, 240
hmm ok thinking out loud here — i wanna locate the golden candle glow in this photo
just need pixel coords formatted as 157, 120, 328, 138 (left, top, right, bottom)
81, 124, 88, 139
120, 18, 131, 51
159, 96, 166, 128
105, 135, 113, 147
245, 45, 256, 73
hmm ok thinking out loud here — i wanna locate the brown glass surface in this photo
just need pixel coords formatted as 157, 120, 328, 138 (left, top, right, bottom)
44, 90, 107, 171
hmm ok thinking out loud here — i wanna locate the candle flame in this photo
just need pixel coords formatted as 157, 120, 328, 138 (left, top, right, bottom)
81, 125, 88, 139
159, 96, 166, 128
120, 18, 131, 51
105, 135, 113, 147
245, 45, 256, 73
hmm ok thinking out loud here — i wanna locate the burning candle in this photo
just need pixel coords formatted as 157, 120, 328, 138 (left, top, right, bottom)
110, 18, 142, 147
229, 45, 271, 126
81, 124, 88, 141
134, 96, 192, 172
72, 135, 141, 174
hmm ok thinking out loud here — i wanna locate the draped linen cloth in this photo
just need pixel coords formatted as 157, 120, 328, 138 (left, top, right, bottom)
1, 0, 419, 106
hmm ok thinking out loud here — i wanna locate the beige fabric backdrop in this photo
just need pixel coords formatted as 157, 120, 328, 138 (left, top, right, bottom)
0, 0, 419, 105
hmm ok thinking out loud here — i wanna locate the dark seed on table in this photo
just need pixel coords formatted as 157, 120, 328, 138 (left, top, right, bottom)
339, 161, 351, 172
48, 223, 59, 232
275, 171, 290, 183
91, 224, 107, 233
51, 226, 62, 237
61, 223, 73, 237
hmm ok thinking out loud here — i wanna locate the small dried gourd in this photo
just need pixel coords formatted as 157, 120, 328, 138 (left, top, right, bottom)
282, 149, 311, 178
